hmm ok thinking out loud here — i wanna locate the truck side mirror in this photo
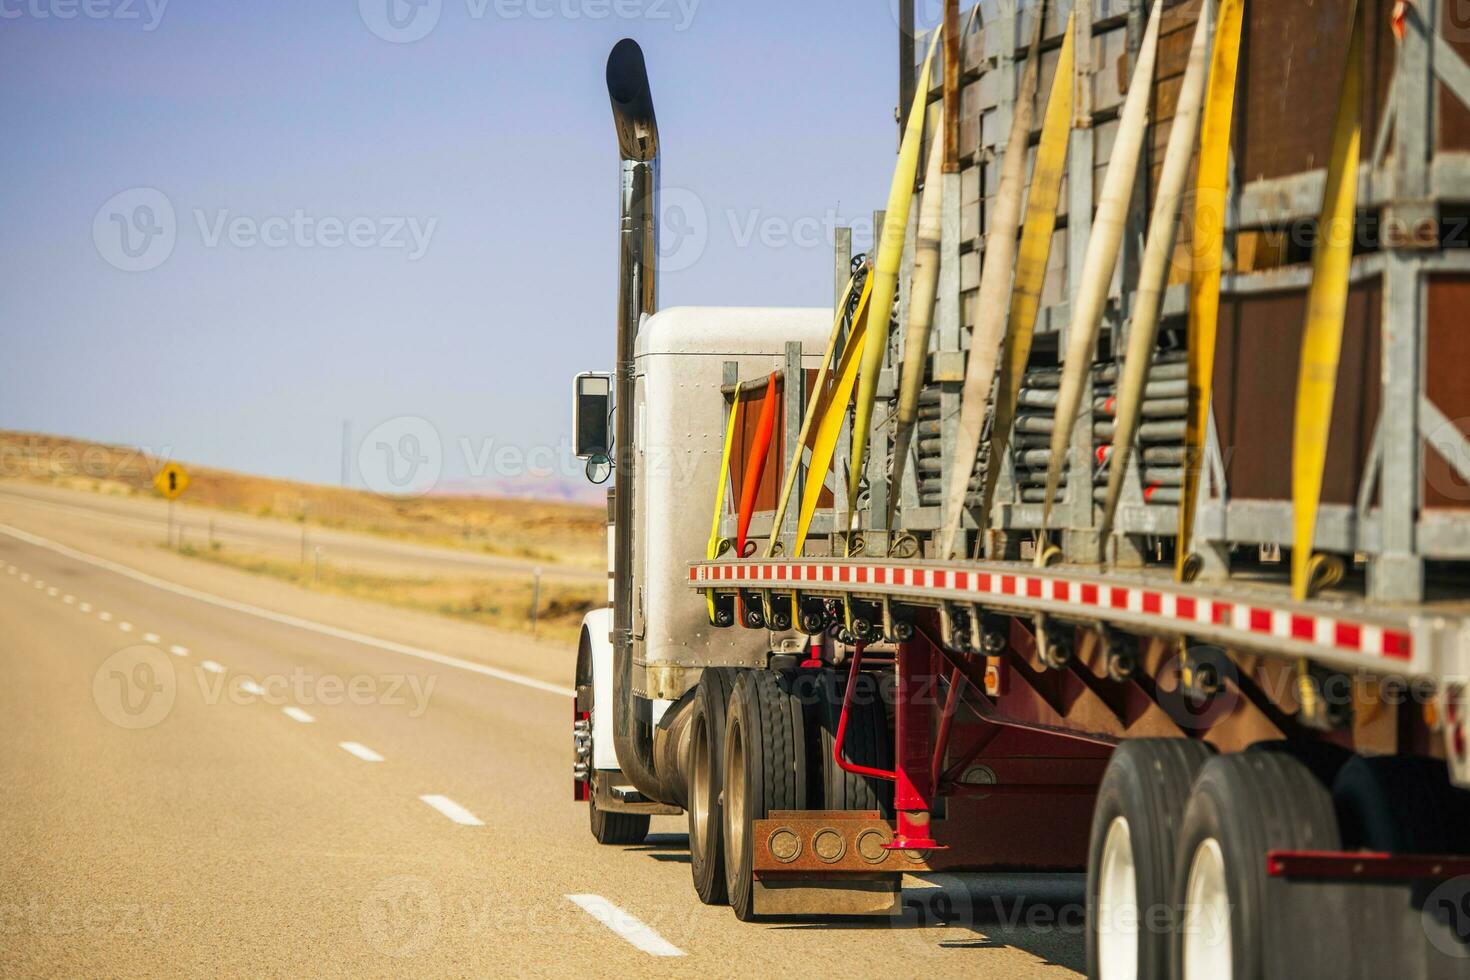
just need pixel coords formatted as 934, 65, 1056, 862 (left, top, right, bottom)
573, 372, 613, 460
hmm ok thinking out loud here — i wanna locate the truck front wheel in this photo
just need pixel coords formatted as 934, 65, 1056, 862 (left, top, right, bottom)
588, 774, 650, 845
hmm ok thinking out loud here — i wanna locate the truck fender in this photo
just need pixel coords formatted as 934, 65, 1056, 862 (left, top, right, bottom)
577, 608, 620, 771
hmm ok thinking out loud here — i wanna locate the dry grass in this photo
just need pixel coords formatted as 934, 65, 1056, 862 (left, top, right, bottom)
177, 542, 601, 644
0, 429, 604, 568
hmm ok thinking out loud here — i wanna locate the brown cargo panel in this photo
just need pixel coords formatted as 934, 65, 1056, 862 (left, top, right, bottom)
1425, 274, 1470, 509
1238, 0, 1395, 186
1213, 278, 1383, 504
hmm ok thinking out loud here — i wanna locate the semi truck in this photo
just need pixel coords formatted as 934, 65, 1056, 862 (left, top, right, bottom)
572, 3, 1470, 976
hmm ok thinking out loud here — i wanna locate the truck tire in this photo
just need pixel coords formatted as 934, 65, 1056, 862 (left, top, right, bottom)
588, 774, 650, 845
722, 670, 805, 921
687, 667, 738, 905
1085, 738, 1213, 980
1170, 752, 1347, 979
815, 669, 893, 815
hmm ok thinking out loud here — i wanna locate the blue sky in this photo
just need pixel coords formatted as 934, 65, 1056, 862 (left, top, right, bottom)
0, 0, 927, 495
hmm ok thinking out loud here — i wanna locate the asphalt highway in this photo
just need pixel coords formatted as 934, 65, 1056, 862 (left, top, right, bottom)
0, 509, 1086, 977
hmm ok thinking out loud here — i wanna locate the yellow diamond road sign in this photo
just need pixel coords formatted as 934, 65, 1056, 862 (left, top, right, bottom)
154, 463, 190, 501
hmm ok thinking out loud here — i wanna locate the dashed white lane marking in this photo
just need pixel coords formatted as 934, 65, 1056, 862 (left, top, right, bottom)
200, 660, 225, 674
63, 594, 74, 604
338, 742, 384, 762
79, 602, 92, 613
98, 611, 112, 622
281, 707, 315, 724
33, 581, 43, 589
118, 622, 134, 633
418, 795, 484, 826
19, 573, 28, 582
169, 645, 189, 656
47, 587, 57, 596
238, 680, 265, 696
0, 524, 573, 699
5, 565, 13, 573
143, 632, 160, 644
565, 894, 686, 957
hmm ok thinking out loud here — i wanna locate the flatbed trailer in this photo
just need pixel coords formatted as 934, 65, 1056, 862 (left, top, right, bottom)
570, 2, 1470, 975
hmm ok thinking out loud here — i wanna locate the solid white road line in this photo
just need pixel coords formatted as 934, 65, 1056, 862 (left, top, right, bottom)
565, 894, 686, 957
98, 611, 112, 622
200, 660, 225, 674
169, 645, 189, 656
338, 742, 384, 762
0, 523, 573, 698
143, 632, 160, 644
281, 707, 315, 724
418, 795, 484, 826
118, 622, 134, 632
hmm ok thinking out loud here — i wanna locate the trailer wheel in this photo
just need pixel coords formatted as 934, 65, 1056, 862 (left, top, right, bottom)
722, 670, 805, 921
1085, 738, 1213, 980
687, 667, 738, 905
1171, 752, 1344, 979
588, 773, 650, 845
815, 669, 893, 815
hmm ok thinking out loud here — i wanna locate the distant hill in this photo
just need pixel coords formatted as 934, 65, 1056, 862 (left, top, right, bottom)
0, 430, 604, 568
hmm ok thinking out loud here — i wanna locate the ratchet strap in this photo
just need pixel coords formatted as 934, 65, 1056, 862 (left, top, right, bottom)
978, 12, 1076, 539
705, 382, 741, 623
1039, 1, 1163, 537
792, 283, 874, 557
846, 24, 944, 544
736, 372, 780, 557
765, 267, 863, 557
1100, 7, 1211, 537
1292, 0, 1363, 600
1177, 0, 1244, 581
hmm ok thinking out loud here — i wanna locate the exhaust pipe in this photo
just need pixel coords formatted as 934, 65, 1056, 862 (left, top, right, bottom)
605, 38, 671, 804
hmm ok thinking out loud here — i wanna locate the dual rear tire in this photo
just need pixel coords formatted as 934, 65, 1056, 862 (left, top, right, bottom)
1088, 741, 1470, 979
687, 665, 891, 920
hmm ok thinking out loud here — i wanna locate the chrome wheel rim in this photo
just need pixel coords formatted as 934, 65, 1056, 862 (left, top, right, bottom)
723, 718, 746, 874
1182, 837, 1232, 980
1096, 815, 1139, 980
690, 713, 711, 855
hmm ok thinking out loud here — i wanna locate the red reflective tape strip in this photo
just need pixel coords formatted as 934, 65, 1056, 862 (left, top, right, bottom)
1142, 592, 1161, 615
1212, 602, 1232, 626
1026, 577, 1042, 598
1291, 615, 1315, 641
1176, 595, 1197, 621
807, 565, 817, 581
976, 572, 991, 593
1001, 575, 1016, 595
1247, 608, 1268, 633
1384, 631, 1412, 660
1081, 583, 1099, 606
1110, 588, 1128, 610
875, 567, 887, 585
1054, 580, 1071, 602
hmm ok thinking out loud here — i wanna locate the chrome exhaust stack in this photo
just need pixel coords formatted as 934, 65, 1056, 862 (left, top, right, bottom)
605, 38, 671, 804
